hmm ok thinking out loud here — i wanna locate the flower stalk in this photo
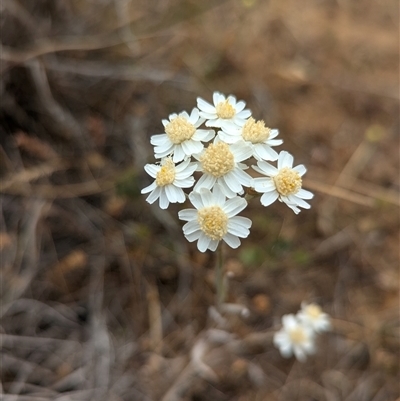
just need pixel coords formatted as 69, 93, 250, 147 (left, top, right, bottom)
215, 243, 224, 306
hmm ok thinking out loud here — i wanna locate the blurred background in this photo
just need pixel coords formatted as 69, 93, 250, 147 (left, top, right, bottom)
1, 0, 399, 400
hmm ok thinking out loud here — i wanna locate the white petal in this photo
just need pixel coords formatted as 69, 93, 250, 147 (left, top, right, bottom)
278, 151, 294, 169
185, 230, 202, 242
178, 209, 198, 221
189, 191, 204, 209
294, 347, 307, 363
227, 220, 250, 237
141, 181, 157, 194
150, 134, 169, 146
199, 188, 214, 207
256, 160, 278, 176
189, 107, 200, 124
231, 168, 252, 187
222, 232, 241, 249
183, 220, 201, 235
273, 331, 288, 348
217, 130, 237, 143
223, 173, 242, 193
193, 129, 215, 142
194, 174, 216, 192
220, 120, 240, 131
212, 183, 226, 205
194, 116, 206, 128
254, 144, 278, 161
282, 314, 298, 329
231, 142, 253, 162
165, 185, 185, 203
146, 186, 161, 204
227, 95, 237, 105
208, 240, 219, 252
154, 145, 174, 158
175, 161, 197, 175
197, 98, 215, 113
158, 190, 170, 209
144, 164, 160, 178
182, 140, 203, 156
260, 191, 279, 207
229, 215, 252, 230
234, 100, 246, 112
222, 197, 247, 217
279, 344, 294, 358
175, 177, 195, 188
201, 112, 218, 120
253, 177, 276, 193
179, 110, 190, 120
217, 178, 236, 198
266, 139, 283, 146
269, 129, 279, 139
205, 118, 221, 127
288, 195, 311, 209
285, 202, 301, 214
236, 109, 251, 119
214, 92, 224, 105
172, 145, 185, 162
197, 233, 212, 252
293, 164, 307, 176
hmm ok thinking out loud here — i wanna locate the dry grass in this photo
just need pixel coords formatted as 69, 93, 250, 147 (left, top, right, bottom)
1, 1, 399, 400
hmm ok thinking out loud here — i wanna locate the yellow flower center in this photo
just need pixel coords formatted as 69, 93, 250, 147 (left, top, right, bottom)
165, 116, 196, 144
155, 158, 176, 186
289, 327, 307, 345
216, 99, 236, 119
197, 206, 228, 240
241, 117, 271, 143
273, 167, 302, 196
305, 304, 322, 320
200, 142, 235, 178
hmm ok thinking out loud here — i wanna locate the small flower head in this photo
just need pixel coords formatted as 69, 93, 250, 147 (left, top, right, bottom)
151, 108, 215, 162
297, 302, 331, 333
252, 151, 314, 214
194, 138, 253, 198
141, 157, 197, 209
273, 314, 316, 362
197, 92, 251, 130
178, 184, 252, 252
219, 117, 283, 161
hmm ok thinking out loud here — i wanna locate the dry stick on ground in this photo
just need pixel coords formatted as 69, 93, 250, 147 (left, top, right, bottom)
43, 57, 177, 83
1, 200, 50, 316
317, 134, 380, 235
0, 159, 67, 192
26, 59, 84, 143
0, 33, 130, 64
113, 0, 141, 56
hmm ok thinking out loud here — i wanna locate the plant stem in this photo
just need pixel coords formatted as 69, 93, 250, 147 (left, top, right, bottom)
215, 243, 224, 306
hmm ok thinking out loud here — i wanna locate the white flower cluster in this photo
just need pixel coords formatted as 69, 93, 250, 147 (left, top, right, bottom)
273, 302, 331, 362
141, 92, 314, 252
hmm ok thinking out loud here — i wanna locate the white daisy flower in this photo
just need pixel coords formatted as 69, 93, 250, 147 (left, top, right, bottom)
252, 151, 314, 214
151, 108, 215, 163
197, 92, 251, 130
178, 185, 252, 253
141, 157, 197, 209
218, 117, 283, 161
273, 314, 316, 363
193, 138, 253, 198
297, 302, 331, 333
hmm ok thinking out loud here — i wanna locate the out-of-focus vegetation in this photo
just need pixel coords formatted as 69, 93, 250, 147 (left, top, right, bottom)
1, 0, 399, 400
